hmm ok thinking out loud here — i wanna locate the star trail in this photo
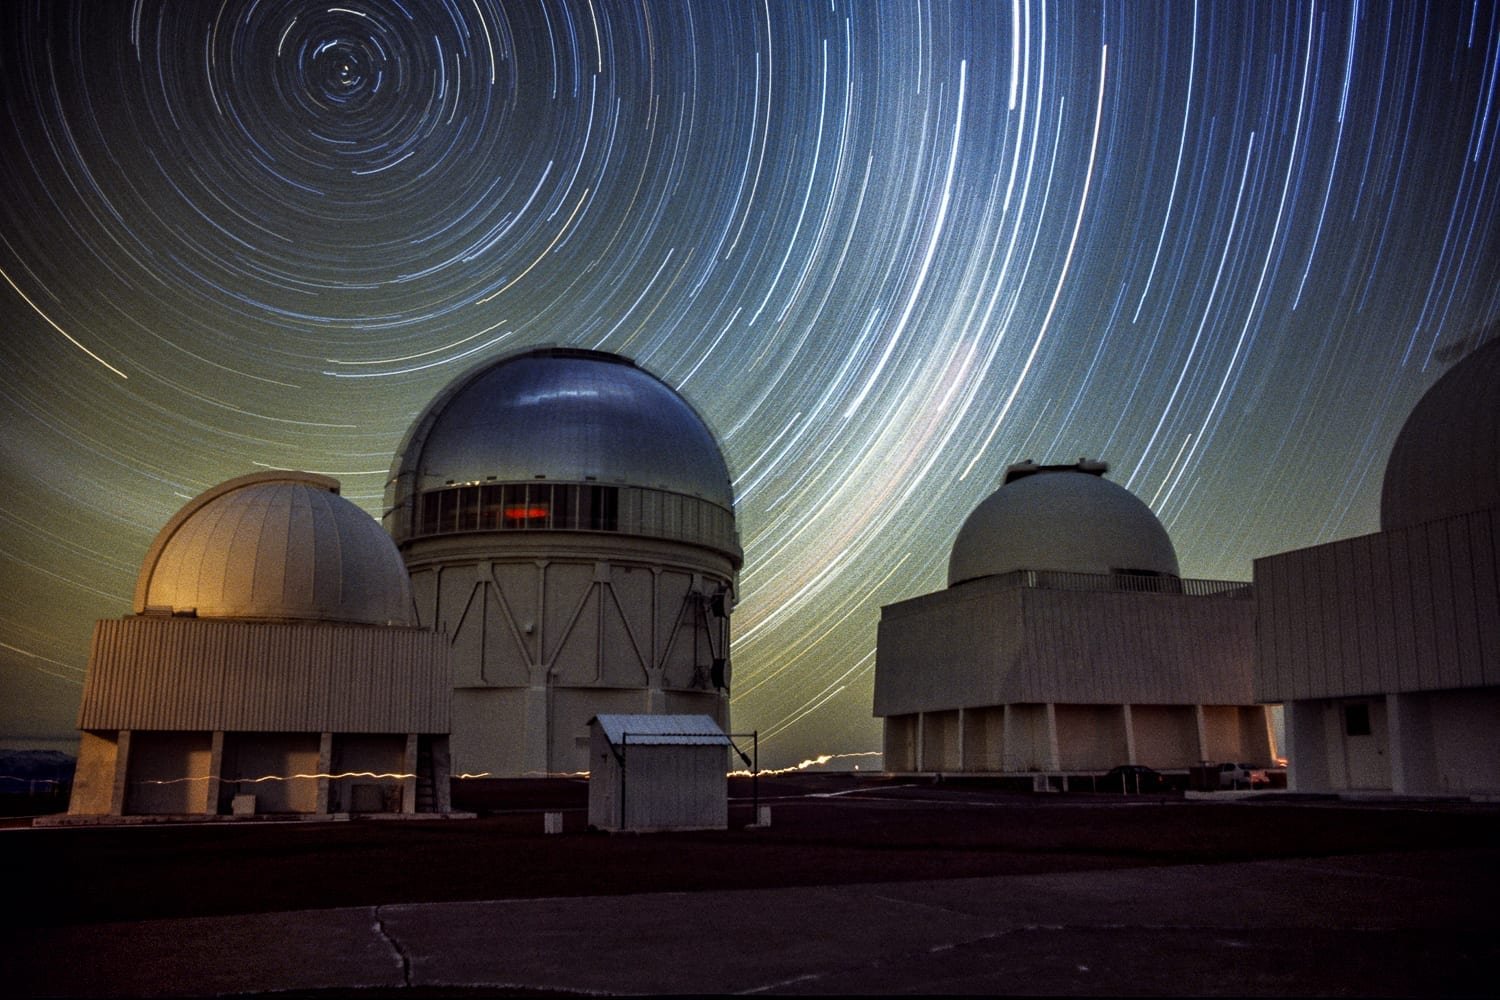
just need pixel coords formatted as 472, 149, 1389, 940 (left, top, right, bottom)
2, 1, 1497, 767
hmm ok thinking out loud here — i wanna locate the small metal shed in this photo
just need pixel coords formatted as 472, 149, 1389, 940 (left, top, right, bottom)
587, 714, 731, 832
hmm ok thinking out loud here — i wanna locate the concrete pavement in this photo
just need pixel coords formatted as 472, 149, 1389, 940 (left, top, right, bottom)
13, 846, 1496, 996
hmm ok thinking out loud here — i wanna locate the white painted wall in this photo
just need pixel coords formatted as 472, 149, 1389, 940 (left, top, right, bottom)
408, 531, 734, 777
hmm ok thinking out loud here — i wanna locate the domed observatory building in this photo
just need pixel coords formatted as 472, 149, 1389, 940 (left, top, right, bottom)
385, 348, 741, 777
67, 472, 451, 819
1255, 337, 1500, 796
874, 460, 1272, 780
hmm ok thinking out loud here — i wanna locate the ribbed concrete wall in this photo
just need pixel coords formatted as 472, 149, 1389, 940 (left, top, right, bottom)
874, 581, 1025, 715
1017, 588, 1253, 704
1254, 506, 1500, 701
1130, 705, 1198, 768
78, 617, 449, 732
961, 707, 1006, 770
875, 576, 1254, 716
921, 710, 961, 770
1055, 704, 1127, 770
884, 715, 917, 771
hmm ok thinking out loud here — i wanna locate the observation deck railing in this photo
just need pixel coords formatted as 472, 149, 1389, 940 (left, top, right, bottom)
986, 568, 1252, 598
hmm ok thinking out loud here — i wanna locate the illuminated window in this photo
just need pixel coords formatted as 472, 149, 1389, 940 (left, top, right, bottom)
496, 483, 544, 529
411, 483, 619, 538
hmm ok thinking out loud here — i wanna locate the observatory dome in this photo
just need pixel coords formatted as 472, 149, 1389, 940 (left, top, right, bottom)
134, 471, 415, 626
947, 462, 1180, 587
1380, 335, 1500, 532
385, 347, 736, 548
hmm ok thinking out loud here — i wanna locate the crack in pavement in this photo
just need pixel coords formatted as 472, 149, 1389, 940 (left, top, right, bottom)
373, 905, 413, 988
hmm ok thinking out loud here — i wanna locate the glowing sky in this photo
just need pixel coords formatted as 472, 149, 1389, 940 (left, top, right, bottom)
2, 1, 1497, 767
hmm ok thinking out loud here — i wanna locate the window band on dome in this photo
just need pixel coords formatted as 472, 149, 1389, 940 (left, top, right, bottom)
409, 479, 739, 557
383, 346, 740, 566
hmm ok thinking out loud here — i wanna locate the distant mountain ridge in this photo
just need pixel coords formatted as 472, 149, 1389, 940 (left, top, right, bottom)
0, 748, 76, 786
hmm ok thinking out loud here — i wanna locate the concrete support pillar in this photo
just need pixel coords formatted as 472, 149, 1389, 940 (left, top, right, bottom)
401, 733, 419, 814
914, 713, 927, 772
1386, 692, 1435, 796
645, 681, 666, 714
1043, 703, 1060, 772
1194, 705, 1209, 763
1387, 694, 1408, 796
68, 730, 130, 816
1001, 705, 1016, 770
1001, 704, 1052, 772
1122, 705, 1138, 765
1264, 706, 1281, 764
201, 730, 225, 815
475, 562, 495, 687
431, 735, 453, 813
1284, 700, 1330, 793
525, 684, 549, 776
315, 731, 333, 814
957, 709, 968, 772
112, 730, 132, 816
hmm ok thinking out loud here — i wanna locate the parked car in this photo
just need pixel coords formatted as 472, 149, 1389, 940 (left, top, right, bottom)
1096, 765, 1168, 793
1216, 762, 1268, 789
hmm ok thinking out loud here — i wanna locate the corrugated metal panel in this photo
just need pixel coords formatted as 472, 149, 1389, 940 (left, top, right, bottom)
1254, 506, 1499, 700
78, 617, 449, 732
592, 713, 730, 746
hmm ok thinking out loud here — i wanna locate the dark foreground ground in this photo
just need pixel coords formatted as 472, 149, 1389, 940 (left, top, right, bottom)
5, 775, 1499, 996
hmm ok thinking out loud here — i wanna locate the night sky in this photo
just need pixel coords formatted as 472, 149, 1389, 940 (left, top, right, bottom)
2, 1, 1497, 769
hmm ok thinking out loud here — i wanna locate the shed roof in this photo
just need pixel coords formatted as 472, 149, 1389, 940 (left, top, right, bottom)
591, 714, 731, 747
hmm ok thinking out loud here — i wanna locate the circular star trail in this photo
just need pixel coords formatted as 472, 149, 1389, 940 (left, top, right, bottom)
2, 1, 1498, 767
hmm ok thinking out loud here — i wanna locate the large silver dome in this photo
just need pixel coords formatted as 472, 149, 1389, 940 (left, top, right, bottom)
385, 348, 736, 551
135, 471, 416, 626
1380, 335, 1500, 531
948, 462, 1180, 587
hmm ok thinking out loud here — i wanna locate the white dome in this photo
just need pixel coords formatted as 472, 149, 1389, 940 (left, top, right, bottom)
134, 472, 415, 626
1380, 335, 1500, 531
948, 466, 1180, 587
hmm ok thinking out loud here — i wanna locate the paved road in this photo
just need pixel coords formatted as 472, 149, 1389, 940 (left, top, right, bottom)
13, 847, 1495, 996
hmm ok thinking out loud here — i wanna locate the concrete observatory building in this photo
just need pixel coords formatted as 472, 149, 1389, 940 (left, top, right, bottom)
875, 460, 1272, 778
384, 347, 741, 777
1255, 336, 1500, 795
68, 472, 451, 818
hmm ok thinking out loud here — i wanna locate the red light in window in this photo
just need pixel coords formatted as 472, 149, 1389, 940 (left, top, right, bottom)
504, 504, 550, 522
